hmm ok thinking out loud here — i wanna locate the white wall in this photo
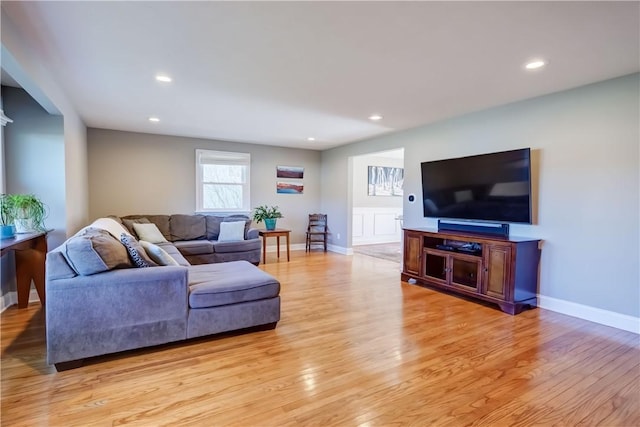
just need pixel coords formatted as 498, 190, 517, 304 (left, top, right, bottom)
322, 74, 639, 322
352, 153, 403, 245
88, 128, 321, 245
352, 154, 404, 207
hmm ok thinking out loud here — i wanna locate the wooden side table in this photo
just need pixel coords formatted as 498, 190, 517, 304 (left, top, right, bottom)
0, 232, 47, 308
258, 229, 291, 263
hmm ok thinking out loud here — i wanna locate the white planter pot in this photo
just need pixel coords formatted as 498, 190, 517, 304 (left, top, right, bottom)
14, 218, 34, 233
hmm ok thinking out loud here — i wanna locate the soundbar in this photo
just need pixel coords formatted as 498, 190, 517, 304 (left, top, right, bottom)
437, 220, 509, 238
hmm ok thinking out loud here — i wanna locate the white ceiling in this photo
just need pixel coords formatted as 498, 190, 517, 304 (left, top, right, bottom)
2, 1, 638, 151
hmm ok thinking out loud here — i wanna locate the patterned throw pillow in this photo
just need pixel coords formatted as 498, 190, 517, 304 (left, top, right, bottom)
120, 233, 158, 268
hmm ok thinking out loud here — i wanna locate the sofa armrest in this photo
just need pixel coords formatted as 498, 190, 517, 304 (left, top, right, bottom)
247, 228, 259, 239
46, 266, 189, 364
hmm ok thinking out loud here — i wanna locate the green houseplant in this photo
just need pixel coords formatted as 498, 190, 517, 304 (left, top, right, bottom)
5, 194, 47, 233
252, 205, 283, 230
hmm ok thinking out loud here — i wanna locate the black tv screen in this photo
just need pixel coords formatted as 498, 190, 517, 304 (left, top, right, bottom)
421, 148, 532, 224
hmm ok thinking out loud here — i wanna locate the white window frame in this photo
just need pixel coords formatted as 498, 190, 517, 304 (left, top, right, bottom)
195, 149, 251, 214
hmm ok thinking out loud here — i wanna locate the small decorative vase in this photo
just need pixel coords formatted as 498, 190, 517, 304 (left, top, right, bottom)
0, 224, 15, 239
265, 218, 276, 230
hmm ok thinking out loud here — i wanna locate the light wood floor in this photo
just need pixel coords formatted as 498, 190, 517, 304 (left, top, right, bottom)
2, 250, 639, 426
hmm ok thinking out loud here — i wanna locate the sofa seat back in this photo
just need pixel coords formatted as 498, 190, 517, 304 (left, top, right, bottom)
119, 214, 256, 242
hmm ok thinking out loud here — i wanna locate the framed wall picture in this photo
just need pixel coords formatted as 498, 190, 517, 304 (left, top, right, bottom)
276, 166, 304, 179
277, 182, 304, 194
368, 166, 404, 196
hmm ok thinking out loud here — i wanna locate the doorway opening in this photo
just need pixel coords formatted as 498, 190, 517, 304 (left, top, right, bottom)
350, 148, 404, 263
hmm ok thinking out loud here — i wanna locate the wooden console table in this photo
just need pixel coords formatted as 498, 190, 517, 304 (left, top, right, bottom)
0, 232, 47, 308
258, 229, 291, 264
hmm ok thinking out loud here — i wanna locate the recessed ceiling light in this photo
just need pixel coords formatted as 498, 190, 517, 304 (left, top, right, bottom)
307, 137, 316, 142
148, 117, 160, 122
369, 114, 383, 121
525, 60, 546, 70
155, 75, 172, 83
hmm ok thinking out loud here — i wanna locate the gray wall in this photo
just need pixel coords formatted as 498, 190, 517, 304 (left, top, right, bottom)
2, 8, 89, 238
88, 128, 321, 245
322, 73, 639, 318
1, 86, 66, 299
1, 8, 88, 310
2, 86, 66, 247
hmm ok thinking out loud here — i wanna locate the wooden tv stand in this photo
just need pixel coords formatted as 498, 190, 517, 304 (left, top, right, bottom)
401, 227, 541, 314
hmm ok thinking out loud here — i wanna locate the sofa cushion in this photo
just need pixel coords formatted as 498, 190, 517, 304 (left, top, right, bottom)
122, 217, 151, 237
212, 238, 261, 254
139, 240, 179, 266
144, 215, 171, 240
64, 228, 132, 276
173, 240, 214, 256
170, 215, 206, 241
133, 223, 168, 243
218, 221, 245, 242
46, 248, 78, 280
156, 242, 191, 266
120, 234, 158, 268
188, 261, 280, 309
121, 215, 171, 240
205, 216, 223, 240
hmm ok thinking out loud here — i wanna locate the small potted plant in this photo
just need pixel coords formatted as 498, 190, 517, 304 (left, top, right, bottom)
252, 205, 283, 230
7, 194, 47, 233
0, 194, 16, 239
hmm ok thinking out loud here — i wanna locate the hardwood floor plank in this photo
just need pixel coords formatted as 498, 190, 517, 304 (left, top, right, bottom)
2, 251, 639, 426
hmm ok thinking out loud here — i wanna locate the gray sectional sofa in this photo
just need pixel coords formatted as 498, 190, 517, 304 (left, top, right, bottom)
117, 214, 262, 265
45, 216, 280, 371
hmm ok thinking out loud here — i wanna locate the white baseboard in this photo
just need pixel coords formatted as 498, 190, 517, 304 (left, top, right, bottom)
263, 242, 354, 255
0, 288, 40, 313
538, 295, 640, 334
327, 244, 353, 255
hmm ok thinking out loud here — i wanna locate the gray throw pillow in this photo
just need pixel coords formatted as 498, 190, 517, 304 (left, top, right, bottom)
64, 228, 132, 275
223, 215, 251, 238
120, 233, 158, 268
218, 221, 246, 242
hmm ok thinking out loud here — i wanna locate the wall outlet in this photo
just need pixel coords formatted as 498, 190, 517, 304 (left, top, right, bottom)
336, 233, 341, 240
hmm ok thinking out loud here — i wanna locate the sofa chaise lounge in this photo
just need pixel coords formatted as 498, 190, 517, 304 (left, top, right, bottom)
45, 216, 280, 371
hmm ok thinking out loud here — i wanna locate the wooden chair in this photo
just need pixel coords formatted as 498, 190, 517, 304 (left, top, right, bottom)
306, 214, 328, 252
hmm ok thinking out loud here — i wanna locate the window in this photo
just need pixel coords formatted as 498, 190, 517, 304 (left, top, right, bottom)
195, 149, 250, 213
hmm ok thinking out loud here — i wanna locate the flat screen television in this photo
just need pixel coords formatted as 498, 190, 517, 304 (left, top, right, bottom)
421, 148, 532, 224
